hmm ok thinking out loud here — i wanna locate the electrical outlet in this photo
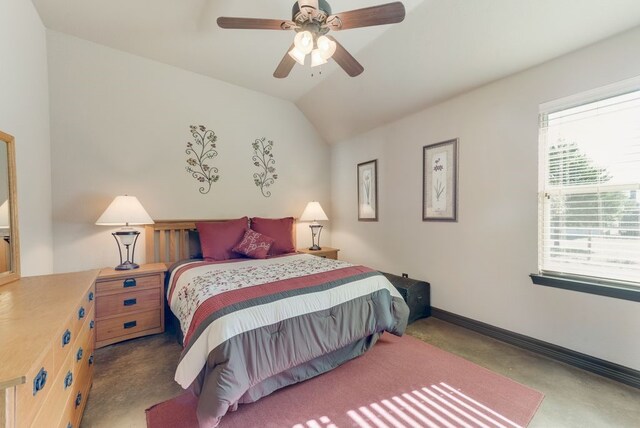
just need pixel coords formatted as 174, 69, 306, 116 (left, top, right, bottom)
401, 273, 409, 278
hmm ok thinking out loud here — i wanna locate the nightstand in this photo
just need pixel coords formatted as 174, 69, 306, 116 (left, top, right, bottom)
95, 263, 166, 348
298, 247, 339, 260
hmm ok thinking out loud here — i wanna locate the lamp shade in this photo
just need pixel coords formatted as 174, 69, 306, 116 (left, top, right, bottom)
294, 31, 314, 55
310, 49, 327, 67
95, 195, 154, 226
288, 46, 307, 65
0, 200, 9, 229
300, 201, 328, 222
317, 36, 337, 60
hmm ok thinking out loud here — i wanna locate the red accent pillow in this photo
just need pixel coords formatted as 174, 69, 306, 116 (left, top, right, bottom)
196, 217, 248, 261
250, 217, 295, 255
232, 229, 275, 259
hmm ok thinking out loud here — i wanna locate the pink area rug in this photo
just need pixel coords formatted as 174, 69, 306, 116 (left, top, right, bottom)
146, 334, 543, 428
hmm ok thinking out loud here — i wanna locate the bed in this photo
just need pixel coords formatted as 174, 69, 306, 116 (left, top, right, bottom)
146, 219, 410, 427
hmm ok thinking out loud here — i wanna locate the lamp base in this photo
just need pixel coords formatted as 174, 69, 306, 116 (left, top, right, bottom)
115, 261, 140, 271
309, 223, 323, 252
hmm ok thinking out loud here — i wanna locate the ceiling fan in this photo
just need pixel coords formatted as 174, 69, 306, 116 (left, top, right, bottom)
217, 1, 406, 78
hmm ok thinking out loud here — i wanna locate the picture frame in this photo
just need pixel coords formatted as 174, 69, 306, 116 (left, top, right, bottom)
423, 139, 458, 222
357, 159, 378, 221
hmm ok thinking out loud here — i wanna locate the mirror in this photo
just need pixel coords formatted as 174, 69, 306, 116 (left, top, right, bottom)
0, 130, 19, 286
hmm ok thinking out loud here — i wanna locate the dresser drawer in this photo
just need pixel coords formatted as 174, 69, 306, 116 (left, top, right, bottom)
96, 309, 161, 343
53, 315, 74, 374
15, 345, 55, 427
31, 350, 75, 428
96, 273, 162, 295
62, 371, 92, 428
57, 326, 94, 428
96, 288, 160, 318
72, 287, 95, 340
72, 310, 94, 374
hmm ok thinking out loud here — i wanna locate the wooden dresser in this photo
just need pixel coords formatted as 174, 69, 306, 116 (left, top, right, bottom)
95, 263, 166, 348
0, 270, 98, 428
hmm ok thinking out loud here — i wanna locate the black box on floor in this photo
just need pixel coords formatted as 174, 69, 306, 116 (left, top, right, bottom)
380, 272, 431, 324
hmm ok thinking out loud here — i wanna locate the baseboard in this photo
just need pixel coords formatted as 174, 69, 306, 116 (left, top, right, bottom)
431, 307, 640, 389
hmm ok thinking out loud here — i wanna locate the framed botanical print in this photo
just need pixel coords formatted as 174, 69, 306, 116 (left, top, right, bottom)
423, 139, 458, 221
357, 159, 378, 221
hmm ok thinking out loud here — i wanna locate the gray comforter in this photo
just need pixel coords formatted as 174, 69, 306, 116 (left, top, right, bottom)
166, 254, 409, 427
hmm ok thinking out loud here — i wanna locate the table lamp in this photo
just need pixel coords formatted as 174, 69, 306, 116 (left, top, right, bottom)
96, 195, 154, 270
300, 201, 328, 250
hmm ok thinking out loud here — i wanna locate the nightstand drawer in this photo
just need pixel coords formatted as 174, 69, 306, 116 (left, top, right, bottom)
96, 288, 161, 318
96, 273, 162, 295
96, 309, 161, 343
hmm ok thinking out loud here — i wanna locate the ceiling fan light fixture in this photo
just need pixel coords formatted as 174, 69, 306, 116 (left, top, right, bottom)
288, 46, 307, 65
217, 1, 407, 78
311, 49, 328, 67
293, 31, 314, 55
317, 35, 336, 59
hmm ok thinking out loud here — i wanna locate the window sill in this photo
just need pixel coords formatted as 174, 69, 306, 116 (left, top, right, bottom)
530, 274, 640, 302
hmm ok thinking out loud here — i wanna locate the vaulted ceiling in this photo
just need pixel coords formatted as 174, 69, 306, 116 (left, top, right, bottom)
32, 0, 640, 143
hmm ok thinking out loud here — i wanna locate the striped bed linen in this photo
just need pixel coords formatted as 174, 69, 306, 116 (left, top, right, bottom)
167, 253, 409, 427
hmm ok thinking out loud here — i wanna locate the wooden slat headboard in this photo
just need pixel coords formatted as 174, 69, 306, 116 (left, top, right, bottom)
145, 219, 297, 266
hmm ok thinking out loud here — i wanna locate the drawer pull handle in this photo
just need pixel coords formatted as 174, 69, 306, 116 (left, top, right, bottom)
90, 320, 95, 329
124, 298, 137, 307
64, 371, 73, 389
78, 306, 85, 320
88, 291, 94, 302
75, 392, 82, 408
123, 278, 137, 288
124, 321, 137, 329
76, 347, 83, 362
89, 354, 94, 365
62, 329, 71, 347
33, 367, 47, 396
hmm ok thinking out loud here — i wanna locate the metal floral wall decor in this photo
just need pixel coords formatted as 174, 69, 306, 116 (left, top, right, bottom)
185, 125, 220, 194
252, 137, 278, 197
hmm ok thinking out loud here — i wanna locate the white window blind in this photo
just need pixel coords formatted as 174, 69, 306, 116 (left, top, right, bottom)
538, 84, 640, 286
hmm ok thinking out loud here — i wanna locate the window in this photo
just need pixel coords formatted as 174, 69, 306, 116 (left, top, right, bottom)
533, 78, 640, 299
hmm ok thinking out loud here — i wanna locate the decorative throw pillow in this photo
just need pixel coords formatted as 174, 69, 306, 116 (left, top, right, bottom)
196, 217, 249, 261
232, 229, 275, 259
250, 217, 295, 255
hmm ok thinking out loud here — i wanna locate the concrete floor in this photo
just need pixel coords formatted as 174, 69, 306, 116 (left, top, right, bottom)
81, 317, 640, 427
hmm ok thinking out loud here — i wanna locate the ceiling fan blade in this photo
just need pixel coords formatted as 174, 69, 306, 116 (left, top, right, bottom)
326, 2, 405, 31
217, 17, 295, 30
274, 44, 296, 79
327, 36, 364, 77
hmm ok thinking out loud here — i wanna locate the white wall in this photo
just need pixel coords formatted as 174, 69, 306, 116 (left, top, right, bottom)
0, 0, 54, 276
331, 27, 640, 370
47, 32, 330, 273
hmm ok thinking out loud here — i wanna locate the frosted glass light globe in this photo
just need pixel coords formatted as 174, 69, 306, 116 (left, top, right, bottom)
294, 31, 314, 55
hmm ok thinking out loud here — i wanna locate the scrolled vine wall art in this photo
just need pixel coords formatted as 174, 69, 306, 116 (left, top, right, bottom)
185, 125, 220, 194
252, 137, 278, 198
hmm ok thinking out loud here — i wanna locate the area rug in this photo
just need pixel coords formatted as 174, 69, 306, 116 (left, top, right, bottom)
146, 334, 544, 428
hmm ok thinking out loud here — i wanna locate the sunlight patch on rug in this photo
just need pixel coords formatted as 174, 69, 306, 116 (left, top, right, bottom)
294, 382, 525, 428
